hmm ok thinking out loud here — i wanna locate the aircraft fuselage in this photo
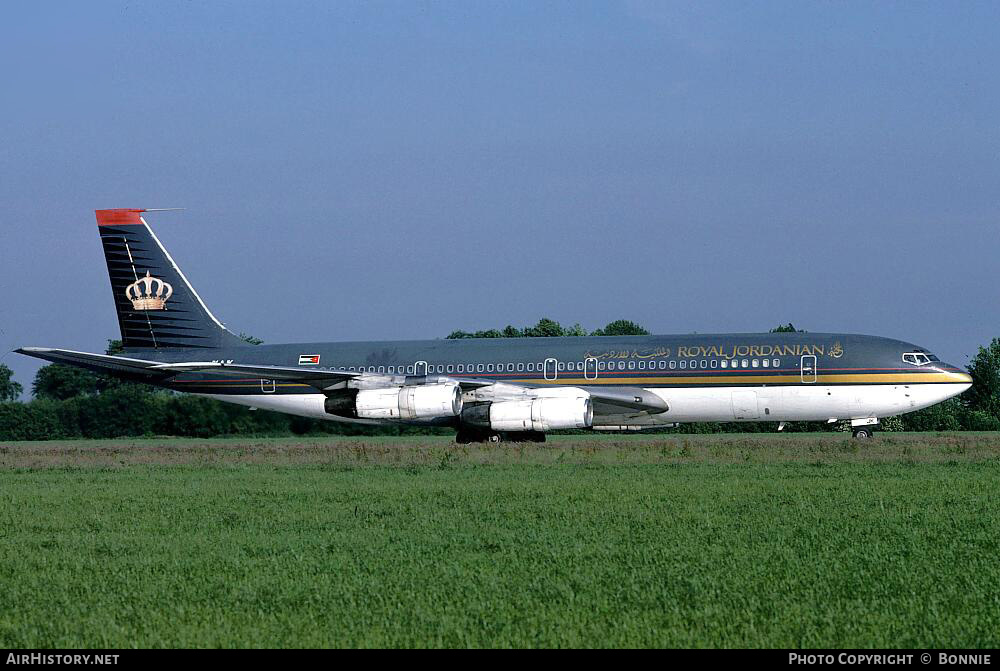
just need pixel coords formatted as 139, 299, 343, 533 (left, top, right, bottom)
136, 331, 970, 428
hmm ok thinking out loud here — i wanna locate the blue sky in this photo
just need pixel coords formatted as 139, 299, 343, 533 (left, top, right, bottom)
2, 1, 999, 393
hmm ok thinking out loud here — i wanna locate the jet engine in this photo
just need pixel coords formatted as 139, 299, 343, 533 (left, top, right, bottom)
461, 397, 593, 432
325, 383, 463, 420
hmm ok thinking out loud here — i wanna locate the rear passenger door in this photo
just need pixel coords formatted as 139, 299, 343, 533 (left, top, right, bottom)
800, 355, 817, 384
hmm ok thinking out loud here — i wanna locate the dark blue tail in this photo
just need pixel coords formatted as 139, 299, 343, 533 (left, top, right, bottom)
96, 209, 247, 351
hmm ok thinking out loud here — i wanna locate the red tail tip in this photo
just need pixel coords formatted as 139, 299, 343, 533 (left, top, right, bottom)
95, 209, 146, 227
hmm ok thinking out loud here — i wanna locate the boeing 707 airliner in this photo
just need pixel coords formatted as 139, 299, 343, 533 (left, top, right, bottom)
17, 209, 972, 441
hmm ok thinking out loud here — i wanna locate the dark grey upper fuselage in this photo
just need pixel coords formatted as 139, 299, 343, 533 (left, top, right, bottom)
128, 332, 964, 396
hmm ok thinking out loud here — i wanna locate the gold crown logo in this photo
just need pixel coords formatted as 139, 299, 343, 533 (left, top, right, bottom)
126, 271, 173, 311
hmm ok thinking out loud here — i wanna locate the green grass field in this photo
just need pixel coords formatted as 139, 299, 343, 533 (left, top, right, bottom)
0, 433, 998, 648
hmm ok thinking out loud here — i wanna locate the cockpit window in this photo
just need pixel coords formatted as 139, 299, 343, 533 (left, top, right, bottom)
902, 352, 933, 366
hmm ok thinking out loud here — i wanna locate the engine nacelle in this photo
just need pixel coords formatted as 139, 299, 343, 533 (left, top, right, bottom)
464, 397, 593, 432
352, 383, 463, 421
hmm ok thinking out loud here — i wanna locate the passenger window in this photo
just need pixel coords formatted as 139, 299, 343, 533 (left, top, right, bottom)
477, 364, 484, 372
598, 361, 605, 371
457, 364, 464, 373
407, 366, 414, 374
558, 361, 565, 371
721, 360, 728, 368
628, 361, 635, 370
762, 359, 769, 368
773, 359, 780, 367
507, 363, 514, 372
669, 360, 676, 370
680, 361, 687, 369
752, 359, 759, 368
577, 362, 583, 370
517, 363, 524, 372
741, 359, 748, 368
618, 361, 626, 370
487, 364, 494, 372
660, 361, 667, 370
447, 365, 453, 373
689, 360, 696, 369
711, 360, 718, 369
527, 363, 535, 372
700, 360, 707, 368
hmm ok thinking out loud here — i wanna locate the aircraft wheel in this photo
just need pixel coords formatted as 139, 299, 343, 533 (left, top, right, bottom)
487, 433, 503, 443
852, 427, 874, 440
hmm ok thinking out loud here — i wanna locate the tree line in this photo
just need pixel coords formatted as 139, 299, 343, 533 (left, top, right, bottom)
1, 321, 999, 440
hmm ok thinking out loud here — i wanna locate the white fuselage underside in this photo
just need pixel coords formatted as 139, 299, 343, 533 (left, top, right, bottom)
198, 382, 970, 427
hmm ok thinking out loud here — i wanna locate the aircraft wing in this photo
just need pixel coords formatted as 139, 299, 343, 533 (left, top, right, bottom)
152, 362, 494, 392
16, 350, 668, 418
151, 362, 361, 390
156, 361, 494, 391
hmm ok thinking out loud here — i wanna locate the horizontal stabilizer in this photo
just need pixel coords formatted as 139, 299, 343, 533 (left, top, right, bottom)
15, 347, 175, 379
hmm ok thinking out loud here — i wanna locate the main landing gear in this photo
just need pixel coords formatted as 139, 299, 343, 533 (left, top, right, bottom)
455, 429, 546, 444
851, 419, 880, 440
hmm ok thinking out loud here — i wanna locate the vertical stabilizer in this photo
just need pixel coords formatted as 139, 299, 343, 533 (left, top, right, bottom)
96, 209, 246, 351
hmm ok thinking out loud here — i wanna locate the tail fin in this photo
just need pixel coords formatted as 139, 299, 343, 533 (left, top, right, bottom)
96, 209, 246, 351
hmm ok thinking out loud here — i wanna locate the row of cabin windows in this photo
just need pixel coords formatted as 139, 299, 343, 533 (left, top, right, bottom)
327, 358, 783, 374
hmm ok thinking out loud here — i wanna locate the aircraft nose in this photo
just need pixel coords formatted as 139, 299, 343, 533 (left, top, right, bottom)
937, 362, 972, 385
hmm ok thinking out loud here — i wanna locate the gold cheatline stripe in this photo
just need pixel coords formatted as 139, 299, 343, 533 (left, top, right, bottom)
515, 372, 972, 385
